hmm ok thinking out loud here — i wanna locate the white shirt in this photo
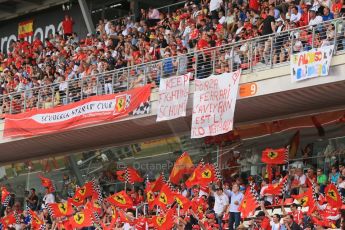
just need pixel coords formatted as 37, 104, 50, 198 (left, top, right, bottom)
209, 0, 222, 12
290, 12, 301, 22
270, 221, 280, 230
42, 193, 55, 208
213, 193, 229, 215
309, 16, 323, 26
294, 174, 307, 185
339, 181, 345, 189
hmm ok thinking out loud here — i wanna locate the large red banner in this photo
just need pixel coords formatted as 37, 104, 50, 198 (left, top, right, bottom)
4, 85, 151, 138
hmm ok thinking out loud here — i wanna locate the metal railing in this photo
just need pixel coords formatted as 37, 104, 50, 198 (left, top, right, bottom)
1, 17, 345, 116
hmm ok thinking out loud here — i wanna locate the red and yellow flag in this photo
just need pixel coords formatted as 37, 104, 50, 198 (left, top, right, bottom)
106, 190, 133, 209
261, 147, 287, 164
0, 214, 17, 228
154, 183, 175, 209
151, 209, 175, 230
47, 201, 74, 218
238, 187, 259, 218
169, 152, 194, 184
69, 209, 94, 228
29, 209, 45, 230
1, 187, 11, 207
116, 167, 144, 184
325, 184, 342, 209
18, 20, 33, 39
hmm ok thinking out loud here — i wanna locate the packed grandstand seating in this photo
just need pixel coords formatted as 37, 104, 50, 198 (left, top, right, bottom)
1, 0, 345, 229
0, 0, 345, 115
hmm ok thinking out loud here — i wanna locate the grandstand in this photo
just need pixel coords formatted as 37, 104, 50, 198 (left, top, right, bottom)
0, 0, 345, 229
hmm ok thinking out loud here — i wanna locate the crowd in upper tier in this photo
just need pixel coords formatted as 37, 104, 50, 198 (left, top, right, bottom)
1, 0, 345, 114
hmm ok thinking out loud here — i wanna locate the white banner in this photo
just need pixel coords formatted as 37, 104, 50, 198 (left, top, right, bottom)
191, 70, 241, 138
291, 45, 334, 82
157, 73, 190, 121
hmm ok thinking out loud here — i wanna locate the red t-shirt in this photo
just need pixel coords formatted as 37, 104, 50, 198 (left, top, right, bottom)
197, 39, 209, 50
289, 210, 303, 224
62, 19, 73, 34
249, 0, 259, 11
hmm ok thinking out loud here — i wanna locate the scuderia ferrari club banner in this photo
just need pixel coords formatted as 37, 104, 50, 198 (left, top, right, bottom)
4, 85, 151, 138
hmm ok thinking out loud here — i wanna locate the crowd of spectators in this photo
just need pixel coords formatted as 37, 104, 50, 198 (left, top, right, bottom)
1, 149, 345, 229
0, 0, 345, 115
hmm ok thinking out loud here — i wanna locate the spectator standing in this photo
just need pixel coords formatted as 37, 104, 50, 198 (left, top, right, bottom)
213, 186, 229, 230
42, 188, 55, 209
227, 183, 244, 230
261, 9, 276, 35
26, 188, 38, 211
209, 0, 223, 20
62, 15, 74, 40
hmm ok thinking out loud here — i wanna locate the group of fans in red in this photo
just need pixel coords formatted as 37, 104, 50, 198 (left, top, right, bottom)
0, 150, 344, 230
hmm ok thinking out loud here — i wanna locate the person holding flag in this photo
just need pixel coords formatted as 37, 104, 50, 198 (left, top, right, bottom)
212, 186, 229, 230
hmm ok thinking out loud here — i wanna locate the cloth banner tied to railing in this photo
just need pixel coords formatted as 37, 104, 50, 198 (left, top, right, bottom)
191, 70, 241, 138
3, 84, 152, 138
291, 45, 334, 82
156, 73, 191, 122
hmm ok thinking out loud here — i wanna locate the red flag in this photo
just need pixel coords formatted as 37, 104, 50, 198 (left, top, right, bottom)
263, 176, 289, 196
152, 208, 175, 230
198, 163, 217, 187
145, 181, 155, 210
151, 173, 165, 192
106, 190, 133, 209
29, 209, 45, 230
325, 184, 342, 209
292, 187, 314, 207
261, 147, 287, 164
118, 209, 133, 224
191, 197, 208, 219
1, 187, 11, 207
174, 193, 191, 210
0, 214, 17, 228
85, 198, 102, 215
69, 209, 94, 228
154, 183, 175, 209
116, 167, 144, 184
238, 187, 260, 218
68, 196, 84, 207
185, 163, 203, 188
47, 201, 74, 218
38, 175, 55, 192
75, 180, 95, 199
134, 216, 148, 230
169, 152, 194, 184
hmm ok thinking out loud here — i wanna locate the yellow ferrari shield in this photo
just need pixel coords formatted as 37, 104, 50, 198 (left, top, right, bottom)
201, 169, 212, 178
115, 96, 126, 113
114, 195, 126, 204
78, 186, 86, 196
175, 197, 183, 208
268, 151, 278, 159
241, 200, 247, 209
327, 189, 337, 201
159, 192, 167, 204
74, 213, 85, 224
147, 191, 154, 202
299, 197, 308, 206
58, 203, 68, 214
156, 216, 166, 226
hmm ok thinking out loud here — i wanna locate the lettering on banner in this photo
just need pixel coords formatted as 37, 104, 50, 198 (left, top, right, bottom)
191, 71, 241, 138
157, 73, 190, 121
291, 45, 334, 82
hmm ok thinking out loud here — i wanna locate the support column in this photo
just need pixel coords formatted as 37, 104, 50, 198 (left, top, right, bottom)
69, 155, 84, 186
78, 0, 95, 34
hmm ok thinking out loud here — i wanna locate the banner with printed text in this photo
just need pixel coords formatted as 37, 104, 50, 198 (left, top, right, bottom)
291, 45, 334, 82
157, 73, 190, 121
4, 84, 151, 138
191, 70, 241, 138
